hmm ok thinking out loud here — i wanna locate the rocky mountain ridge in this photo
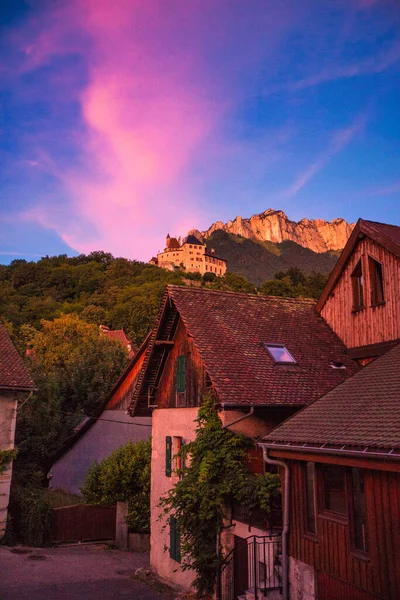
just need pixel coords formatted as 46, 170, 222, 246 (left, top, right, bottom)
191, 209, 354, 254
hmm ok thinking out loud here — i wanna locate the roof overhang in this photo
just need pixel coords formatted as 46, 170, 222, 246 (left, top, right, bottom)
259, 440, 400, 462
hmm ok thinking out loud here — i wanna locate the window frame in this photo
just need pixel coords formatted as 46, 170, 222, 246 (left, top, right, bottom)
368, 255, 385, 307
264, 343, 297, 365
348, 467, 369, 558
318, 464, 348, 524
303, 462, 317, 539
176, 355, 186, 394
351, 259, 365, 312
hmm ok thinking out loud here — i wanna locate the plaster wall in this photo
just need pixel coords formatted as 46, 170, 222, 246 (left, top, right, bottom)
50, 412, 151, 495
219, 410, 276, 438
157, 243, 226, 277
289, 557, 315, 600
0, 392, 17, 539
150, 407, 199, 591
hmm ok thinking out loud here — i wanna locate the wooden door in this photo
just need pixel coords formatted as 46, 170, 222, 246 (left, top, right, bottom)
234, 535, 248, 598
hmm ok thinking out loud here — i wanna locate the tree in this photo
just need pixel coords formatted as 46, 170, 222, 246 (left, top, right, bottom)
159, 396, 280, 594
82, 440, 151, 533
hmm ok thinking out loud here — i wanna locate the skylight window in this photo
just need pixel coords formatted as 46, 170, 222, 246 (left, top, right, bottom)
264, 344, 297, 364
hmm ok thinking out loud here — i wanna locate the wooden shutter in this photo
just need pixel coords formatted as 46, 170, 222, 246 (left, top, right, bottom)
176, 355, 186, 393
169, 516, 181, 562
165, 436, 172, 477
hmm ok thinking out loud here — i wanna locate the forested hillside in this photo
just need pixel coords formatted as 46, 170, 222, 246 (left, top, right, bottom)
205, 231, 339, 285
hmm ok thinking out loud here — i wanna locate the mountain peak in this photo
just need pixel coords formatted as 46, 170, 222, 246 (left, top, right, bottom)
200, 209, 354, 253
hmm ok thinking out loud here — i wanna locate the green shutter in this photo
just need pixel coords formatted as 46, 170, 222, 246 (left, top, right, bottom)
169, 516, 181, 563
166, 436, 172, 477
176, 355, 186, 393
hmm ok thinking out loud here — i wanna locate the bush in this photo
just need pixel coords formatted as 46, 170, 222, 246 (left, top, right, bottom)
81, 440, 151, 533
11, 485, 53, 547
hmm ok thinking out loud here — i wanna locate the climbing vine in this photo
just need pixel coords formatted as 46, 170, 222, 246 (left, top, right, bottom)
159, 396, 281, 594
0, 449, 17, 474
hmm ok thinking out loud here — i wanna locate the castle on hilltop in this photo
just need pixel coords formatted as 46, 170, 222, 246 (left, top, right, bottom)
150, 234, 227, 277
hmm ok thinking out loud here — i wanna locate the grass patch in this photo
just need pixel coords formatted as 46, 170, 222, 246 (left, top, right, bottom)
45, 489, 85, 508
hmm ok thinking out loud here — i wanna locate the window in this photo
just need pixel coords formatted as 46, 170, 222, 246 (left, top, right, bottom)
176, 355, 186, 393
351, 468, 368, 553
368, 256, 384, 306
165, 436, 172, 477
169, 516, 181, 562
264, 344, 296, 364
305, 462, 317, 534
322, 465, 346, 516
351, 260, 364, 310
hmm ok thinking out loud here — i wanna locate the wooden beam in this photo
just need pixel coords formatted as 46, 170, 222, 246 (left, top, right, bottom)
154, 340, 175, 346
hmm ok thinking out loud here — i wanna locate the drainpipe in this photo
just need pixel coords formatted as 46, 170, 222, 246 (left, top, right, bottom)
261, 445, 290, 600
221, 405, 254, 429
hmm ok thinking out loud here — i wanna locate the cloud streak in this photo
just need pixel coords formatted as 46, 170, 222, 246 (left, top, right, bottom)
283, 112, 368, 197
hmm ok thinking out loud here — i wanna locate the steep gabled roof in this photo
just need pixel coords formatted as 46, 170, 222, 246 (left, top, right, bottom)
185, 234, 203, 246
261, 342, 400, 456
99, 326, 136, 357
317, 218, 400, 312
0, 321, 35, 392
129, 286, 358, 415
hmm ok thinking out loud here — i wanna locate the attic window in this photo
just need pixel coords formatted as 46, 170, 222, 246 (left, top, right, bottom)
330, 361, 346, 369
368, 256, 384, 306
264, 344, 297, 364
351, 260, 364, 311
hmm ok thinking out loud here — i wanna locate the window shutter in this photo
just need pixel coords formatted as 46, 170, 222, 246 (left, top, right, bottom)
169, 516, 181, 562
176, 355, 186, 393
166, 436, 172, 477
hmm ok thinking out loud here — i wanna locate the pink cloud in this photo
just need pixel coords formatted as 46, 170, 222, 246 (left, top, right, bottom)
7, 0, 299, 260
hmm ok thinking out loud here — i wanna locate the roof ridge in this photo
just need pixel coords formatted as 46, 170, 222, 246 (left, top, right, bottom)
167, 284, 316, 304
361, 219, 400, 245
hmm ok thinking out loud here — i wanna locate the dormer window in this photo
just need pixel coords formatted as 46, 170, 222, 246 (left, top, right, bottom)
368, 256, 384, 306
264, 343, 297, 364
351, 260, 364, 311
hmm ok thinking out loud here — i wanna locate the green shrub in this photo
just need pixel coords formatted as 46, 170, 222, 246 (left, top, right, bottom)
81, 440, 151, 533
12, 485, 53, 547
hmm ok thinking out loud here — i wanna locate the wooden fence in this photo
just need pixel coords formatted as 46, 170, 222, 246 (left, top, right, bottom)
51, 504, 116, 544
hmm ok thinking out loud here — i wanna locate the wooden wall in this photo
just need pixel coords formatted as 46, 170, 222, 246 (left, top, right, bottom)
106, 349, 147, 410
288, 459, 400, 600
321, 237, 400, 349
155, 318, 207, 409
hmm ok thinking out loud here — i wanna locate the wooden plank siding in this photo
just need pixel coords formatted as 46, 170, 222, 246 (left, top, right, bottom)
106, 350, 147, 410
288, 460, 400, 600
155, 318, 208, 409
321, 237, 400, 350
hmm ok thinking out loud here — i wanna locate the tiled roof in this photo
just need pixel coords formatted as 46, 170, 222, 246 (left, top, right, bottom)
0, 321, 35, 391
262, 342, 400, 451
100, 326, 135, 357
165, 286, 358, 406
167, 237, 181, 249
317, 218, 400, 311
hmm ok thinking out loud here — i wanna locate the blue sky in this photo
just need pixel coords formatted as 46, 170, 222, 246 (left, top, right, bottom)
1, 0, 400, 263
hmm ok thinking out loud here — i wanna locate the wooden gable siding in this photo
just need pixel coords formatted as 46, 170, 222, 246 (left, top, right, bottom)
321, 237, 400, 350
155, 317, 207, 409
105, 350, 147, 411
288, 459, 400, 600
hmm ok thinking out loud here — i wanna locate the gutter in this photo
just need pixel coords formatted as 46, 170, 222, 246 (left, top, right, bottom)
259, 444, 290, 600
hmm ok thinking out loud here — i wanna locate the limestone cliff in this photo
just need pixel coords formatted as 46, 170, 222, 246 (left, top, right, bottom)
195, 209, 354, 253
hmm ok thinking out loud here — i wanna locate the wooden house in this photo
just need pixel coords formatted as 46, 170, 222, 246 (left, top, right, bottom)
128, 285, 357, 595
0, 322, 35, 539
261, 342, 400, 600
316, 219, 400, 364
49, 335, 151, 495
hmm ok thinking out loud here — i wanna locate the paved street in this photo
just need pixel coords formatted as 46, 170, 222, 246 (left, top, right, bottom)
0, 544, 173, 600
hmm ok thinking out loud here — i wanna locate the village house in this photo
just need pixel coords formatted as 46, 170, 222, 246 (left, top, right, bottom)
99, 324, 136, 358
151, 234, 227, 277
49, 335, 151, 495
261, 344, 400, 600
127, 285, 357, 595
259, 218, 400, 600
0, 322, 35, 539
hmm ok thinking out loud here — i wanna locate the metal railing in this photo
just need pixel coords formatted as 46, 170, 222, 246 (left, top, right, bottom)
247, 535, 282, 596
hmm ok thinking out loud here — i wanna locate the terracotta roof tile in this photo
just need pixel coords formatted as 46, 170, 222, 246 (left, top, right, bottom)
167, 286, 358, 406
262, 342, 400, 450
0, 321, 35, 391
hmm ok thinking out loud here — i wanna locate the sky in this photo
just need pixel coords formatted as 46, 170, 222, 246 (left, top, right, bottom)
1, 0, 400, 263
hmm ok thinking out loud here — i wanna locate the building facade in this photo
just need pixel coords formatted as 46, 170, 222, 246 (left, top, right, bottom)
154, 234, 227, 277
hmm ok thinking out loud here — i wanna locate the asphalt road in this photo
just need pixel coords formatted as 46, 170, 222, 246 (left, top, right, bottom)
0, 544, 174, 600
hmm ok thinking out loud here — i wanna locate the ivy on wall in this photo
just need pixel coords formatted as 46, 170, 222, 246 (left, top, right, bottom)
0, 449, 17, 474
159, 396, 281, 594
